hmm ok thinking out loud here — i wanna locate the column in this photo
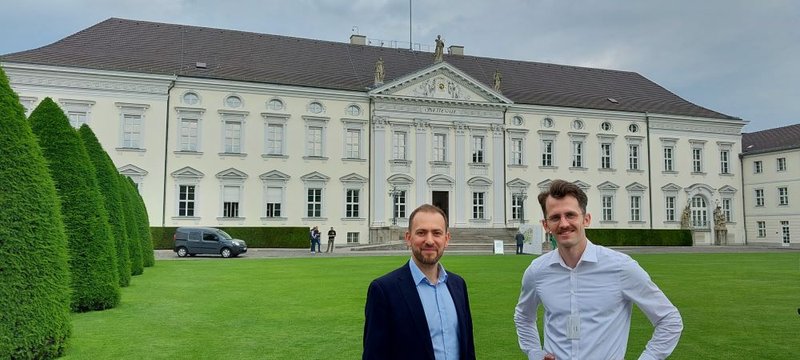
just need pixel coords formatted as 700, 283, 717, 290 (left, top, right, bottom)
492, 124, 506, 226
414, 119, 429, 206
454, 121, 468, 226
372, 116, 388, 227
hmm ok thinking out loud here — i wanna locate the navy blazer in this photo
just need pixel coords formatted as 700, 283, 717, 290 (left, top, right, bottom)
362, 261, 476, 360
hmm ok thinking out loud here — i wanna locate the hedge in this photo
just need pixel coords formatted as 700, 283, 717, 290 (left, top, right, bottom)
120, 175, 144, 276
0, 66, 72, 359
151, 227, 311, 249
585, 228, 692, 246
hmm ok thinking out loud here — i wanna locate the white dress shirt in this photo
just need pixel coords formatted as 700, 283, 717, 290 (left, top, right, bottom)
514, 241, 683, 360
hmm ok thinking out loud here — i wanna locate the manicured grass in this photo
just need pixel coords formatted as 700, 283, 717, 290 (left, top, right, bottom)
62, 253, 799, 359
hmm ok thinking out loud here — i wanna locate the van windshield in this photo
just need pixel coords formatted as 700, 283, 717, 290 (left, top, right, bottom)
217, 230, 233, 239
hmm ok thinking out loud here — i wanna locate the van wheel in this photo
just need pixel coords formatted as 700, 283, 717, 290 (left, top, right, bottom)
176, 247, 188, 257
220, 248, 232, 258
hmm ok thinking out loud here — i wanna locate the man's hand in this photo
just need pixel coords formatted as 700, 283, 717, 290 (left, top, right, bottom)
544, 354, 556, 360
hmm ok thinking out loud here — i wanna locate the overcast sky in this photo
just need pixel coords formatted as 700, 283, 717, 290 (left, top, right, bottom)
1, 0, 797, 132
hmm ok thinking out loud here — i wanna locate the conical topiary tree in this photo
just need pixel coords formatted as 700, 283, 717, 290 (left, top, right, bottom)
120, 174, 144, 276
29, 97, 121, 312
0, 67, 72, 358
79, 124, 132, 287
127, 176, 155, 267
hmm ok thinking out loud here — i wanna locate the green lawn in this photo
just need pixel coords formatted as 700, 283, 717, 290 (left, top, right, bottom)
62, 253, 799, 359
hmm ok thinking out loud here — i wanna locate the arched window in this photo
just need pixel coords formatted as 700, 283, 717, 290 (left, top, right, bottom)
691, 195, 708, 228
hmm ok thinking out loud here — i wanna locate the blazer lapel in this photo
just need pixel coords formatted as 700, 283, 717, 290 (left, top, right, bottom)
396, 263, 436, 359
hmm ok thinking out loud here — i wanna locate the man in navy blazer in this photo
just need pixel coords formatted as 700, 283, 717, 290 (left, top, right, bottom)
363, 204, 476, 360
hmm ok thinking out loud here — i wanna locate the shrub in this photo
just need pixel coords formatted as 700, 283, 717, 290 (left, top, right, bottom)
79, 125, 132, 287
29, 98, 120, 312
127, 177, 155, 267
586, 228, 692, 246
120, 175, 144, 276
0, 67, 72, 358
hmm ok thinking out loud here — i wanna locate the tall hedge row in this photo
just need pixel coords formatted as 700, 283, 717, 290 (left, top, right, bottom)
29, 98, 121, 312
586, 228, 692, 246
79, 125, 133, 287
0, 68, 72, 358
151, 226, 311, 249
120, 174, 144, 275
127, 177, 155, 267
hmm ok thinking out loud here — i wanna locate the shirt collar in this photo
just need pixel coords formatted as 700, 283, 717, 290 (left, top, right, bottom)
546, 239, 598, 267
408, 258, 448, 285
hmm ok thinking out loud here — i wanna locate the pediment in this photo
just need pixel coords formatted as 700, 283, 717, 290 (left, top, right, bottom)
215, 167, 248, 180
388, 173, 414, 185
427, 174, 454, 186
118, 164, 148, 176
507, 178, 531, 188
340, 173, 368, 183
661, 183, 682, 192
259, 170, 290, 181
718, 185, 738, 194
597, 181, 619, 191
573, 180, 591, 190
370, 62, 512, 105
626, 182, 647, 192
536, 179, 552, 190
171, 166, 204, 179
300, 171, 330, 183
467, 176, 492, 187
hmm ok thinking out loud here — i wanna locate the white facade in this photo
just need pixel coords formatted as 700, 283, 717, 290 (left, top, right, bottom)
742, 149, 799, 246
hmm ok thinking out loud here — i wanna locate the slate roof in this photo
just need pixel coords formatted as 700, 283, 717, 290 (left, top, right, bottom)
1, 18, 737, 120
742, 123, 800, 155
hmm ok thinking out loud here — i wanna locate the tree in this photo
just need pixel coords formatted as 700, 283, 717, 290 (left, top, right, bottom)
126, 177, 155, 267
79, 125, 132, 287
29, 97, 120, 312
120, 174, 144, 276
0, 67, 72, 358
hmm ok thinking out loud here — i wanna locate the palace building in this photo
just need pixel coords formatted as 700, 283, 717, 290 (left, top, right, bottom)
2, 18, 752, 246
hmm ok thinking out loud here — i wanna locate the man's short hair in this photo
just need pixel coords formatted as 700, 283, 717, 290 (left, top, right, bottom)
407, 204, 449, 231
537, 179, 588, 216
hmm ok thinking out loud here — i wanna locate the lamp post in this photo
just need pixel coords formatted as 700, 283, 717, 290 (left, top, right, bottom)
388, 186, 400, 226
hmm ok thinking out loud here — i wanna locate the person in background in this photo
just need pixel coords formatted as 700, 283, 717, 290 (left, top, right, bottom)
515, 230, 525, 255
310, 226, 321, 254
363, 204, 475, 360
514, 180, 682, 359
326, 227, 337, 253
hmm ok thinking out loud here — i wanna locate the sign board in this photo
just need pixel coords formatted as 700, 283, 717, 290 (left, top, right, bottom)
493, 240, 505, 255
519, 223, 543, 255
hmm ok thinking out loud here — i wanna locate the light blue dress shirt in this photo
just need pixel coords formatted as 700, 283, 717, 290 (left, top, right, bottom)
514, 241, 683, 360
409, 259, 460, 360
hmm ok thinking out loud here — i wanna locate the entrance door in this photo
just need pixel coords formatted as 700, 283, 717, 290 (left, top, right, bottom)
432, 191, 449, 222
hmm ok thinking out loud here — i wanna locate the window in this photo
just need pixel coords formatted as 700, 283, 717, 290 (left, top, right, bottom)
345, 129, 361, 159
600, 143, 612, 169
663, 146, 674, 172
541, 140, 554, 167
512, 116, 524, 126
346, 105, 361, 116
542, 117, 553, 128
472, 136, 485, 163
308, 101, 324, 114
433, 133, 447, 162
777, 157, 787, 171
225, 95, 242, 108
307, 188, 322, 217
393, 190, 407, 219
628, 123, 639, 133
755, 189, 765, 207
122, 114, 143, 148
346, 189, 360, 218
600, 122, 612, 131
572, 119, 584, 130
754, 160, 763, 173
628, 144, 640, 170
224, 118, 242, 153
393, 131, 407, 160
183, 92, 200, 105
178, 185, 196, 217
630, 196, 641, 221
571, 140, 584, 168
266, 124, 284, 155
720, 150, 730, 174
265, 187, 282, 217
665, 196, 676, 222
268, 99, 284, 111
307, 126, 323, 157
691, 196, 707, 228
347, 232, 360, 244
757, 221, 766, 237
692, 148, 703, 173
778, 187, 789, 205
179, 117, 199, 151
68, 111, 88, 128
722, 198, 732, 222
781, 221, 790, 245
472, 192, 485, 219
511, 193, 524, 220
510, 138, 523, 165
222, 185, 241, 218
602, 195, 614, 221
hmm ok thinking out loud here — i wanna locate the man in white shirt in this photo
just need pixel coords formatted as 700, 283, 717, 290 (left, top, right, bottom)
514, 180, 683, 360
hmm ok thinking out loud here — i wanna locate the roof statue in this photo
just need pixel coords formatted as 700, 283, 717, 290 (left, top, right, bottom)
433, 35, 444, 63
374, 57, 385, 86
493, 69, 502, 92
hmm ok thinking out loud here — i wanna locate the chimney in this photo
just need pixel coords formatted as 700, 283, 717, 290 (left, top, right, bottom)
448, 45, 464, 56
350, 34, 367, 45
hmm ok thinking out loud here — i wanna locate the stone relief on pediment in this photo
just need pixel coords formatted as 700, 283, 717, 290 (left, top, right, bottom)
405, 77, 474, 101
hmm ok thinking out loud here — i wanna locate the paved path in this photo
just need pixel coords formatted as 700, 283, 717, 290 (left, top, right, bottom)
155, 245, 798, 260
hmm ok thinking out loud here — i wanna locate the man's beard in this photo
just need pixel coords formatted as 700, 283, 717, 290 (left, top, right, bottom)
412, 247, 442, 265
